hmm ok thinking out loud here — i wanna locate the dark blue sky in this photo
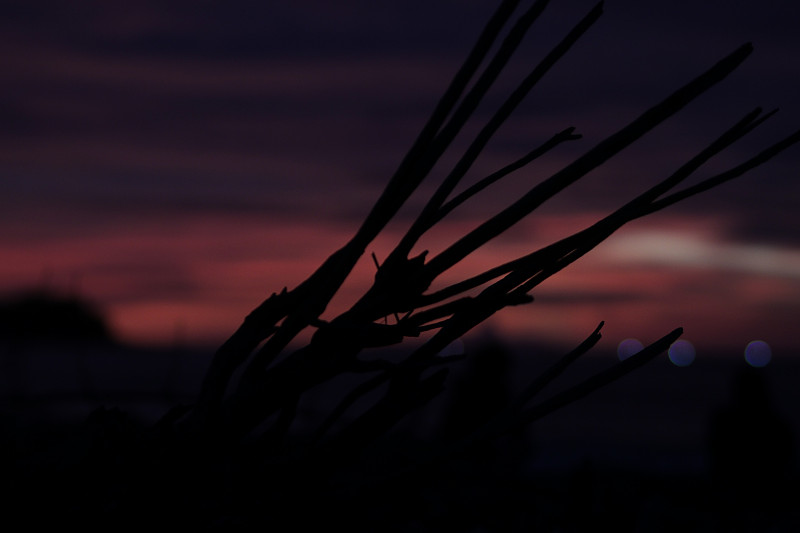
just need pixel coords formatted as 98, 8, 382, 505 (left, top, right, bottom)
2, 1, 799, 352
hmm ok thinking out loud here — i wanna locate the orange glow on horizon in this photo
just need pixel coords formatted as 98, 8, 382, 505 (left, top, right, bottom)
4, 209, 799, 355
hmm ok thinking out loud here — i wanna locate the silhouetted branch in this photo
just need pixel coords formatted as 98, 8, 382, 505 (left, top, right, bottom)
312, 351, 466, 445
417, 106, 787, 307
351, 0, 527, 248
645, 126, 800, 214
514, 321, 605, 408
424, 43, 753, 281
388, 2, 603, 264
16, 2, 800, 529
458, 322, 604, 447
190, 2, 533, 420
516, 327, 683, 426
193, 287, 288, 420
432, 127, 582, 225
326, 368, 450, 457
183, 1, 797, 470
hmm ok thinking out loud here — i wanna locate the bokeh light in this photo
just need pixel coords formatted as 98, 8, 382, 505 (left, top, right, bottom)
668, 339, 696, 367
744, 340, 772, 367
617, 338, 644, 361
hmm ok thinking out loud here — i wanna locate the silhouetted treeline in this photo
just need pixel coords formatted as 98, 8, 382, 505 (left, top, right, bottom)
0, 290, 112, 343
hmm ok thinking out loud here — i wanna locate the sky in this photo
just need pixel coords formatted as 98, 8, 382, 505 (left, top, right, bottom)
2, 0, 799, 357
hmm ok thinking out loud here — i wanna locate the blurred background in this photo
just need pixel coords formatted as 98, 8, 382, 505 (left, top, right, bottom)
2, 0, 799, 352
1, 1, 799, 499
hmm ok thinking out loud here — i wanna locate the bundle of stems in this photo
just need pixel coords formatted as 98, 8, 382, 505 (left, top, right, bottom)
179, 0, 799, 460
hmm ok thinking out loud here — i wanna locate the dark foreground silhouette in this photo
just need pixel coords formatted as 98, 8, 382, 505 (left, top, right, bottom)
5, 0, 800, 529
708, 367, 796, 531
7, 316, 798, 529
4, 340, 800, 531
0, 290, 111, 343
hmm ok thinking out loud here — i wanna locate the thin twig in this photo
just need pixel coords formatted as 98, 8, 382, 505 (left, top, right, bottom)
433, 127, 582, 225
389, 2, 603, 263
424, 43, 754, 280
515, 327, 683, 426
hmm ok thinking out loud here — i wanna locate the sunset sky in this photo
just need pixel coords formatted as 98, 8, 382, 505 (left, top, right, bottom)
2, 0, 799, 357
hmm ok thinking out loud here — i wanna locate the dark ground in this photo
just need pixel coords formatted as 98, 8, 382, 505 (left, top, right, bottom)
2, 338, 799, 530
